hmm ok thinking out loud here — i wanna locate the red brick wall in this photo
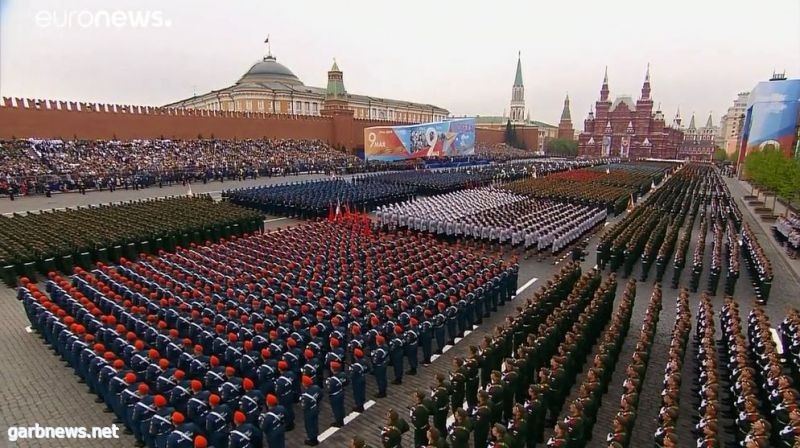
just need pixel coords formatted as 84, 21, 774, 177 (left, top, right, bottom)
0, 98, 501, 151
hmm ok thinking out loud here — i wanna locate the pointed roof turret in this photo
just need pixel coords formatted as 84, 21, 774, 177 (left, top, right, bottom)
514, 51, 524, 87
560, 93, 571, 121
600, 66, 610, 101
688, 113, 696, 130
325, 58, 347, 100
705, 112, 713, 128
641, 63, 651, 100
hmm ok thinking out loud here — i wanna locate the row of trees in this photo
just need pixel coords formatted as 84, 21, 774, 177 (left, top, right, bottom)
744, 147, 800, 208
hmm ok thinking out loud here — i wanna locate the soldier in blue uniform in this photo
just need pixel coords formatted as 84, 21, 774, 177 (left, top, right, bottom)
389, 328, 405, 385
349, 348, 368, 412
204, 393, 231, 448
326, 361, 348, 427
164, 412, 203, 448
130, 388, 157, 446
404, 322, 419, 376
275, 360, 296, 431
300, 374, 322, 446
433, 312, 447, 354
259, 394, 286, 448
228, 410, 263, 448
419, 318, 433, 366
239, 378, 264, 423
372, 335, 389, 398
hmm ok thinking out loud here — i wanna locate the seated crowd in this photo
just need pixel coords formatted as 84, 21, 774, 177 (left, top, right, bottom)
774, 215, 800, 258
20, 219, 523, 448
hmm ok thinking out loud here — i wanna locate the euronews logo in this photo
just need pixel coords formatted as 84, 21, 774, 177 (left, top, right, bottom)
34, 9, 172, 28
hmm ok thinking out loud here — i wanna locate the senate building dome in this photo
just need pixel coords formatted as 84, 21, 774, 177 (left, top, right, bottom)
237, 55, 303, 86
164, 40, 448, 122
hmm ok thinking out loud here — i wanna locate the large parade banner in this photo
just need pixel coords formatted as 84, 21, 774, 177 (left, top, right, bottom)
740, 78, 800, 159
363, 118, 476, 161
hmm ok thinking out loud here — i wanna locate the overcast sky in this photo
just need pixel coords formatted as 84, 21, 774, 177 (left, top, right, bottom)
1, 0, 799, 126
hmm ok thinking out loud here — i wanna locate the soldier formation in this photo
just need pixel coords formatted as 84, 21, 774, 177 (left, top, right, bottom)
377, 188, 607, 256
18, 217, 522, 448
0, 195, 262, 281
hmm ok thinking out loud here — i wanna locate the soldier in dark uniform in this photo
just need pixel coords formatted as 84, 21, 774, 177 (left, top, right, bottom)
350, 348, 368, 412
389, 329, 405, 385
472, 390, 492, 448
486, 371, 506, 425
404, 323, 419, 375
380, 408, 409, 448
300, 375, 322, 446
228, 410, 263, 448
259, 394, 286, 448
409, 390, 431, 447
447, 408, 473, 448
419, 319, 433, 366
450, 357, 467, 414
433, 313, 446, 354
490, 423, 513, 448
370, 335, 388, 398
326, 361, 348, 427
431, 372, 451, 436
524, 384, 545, 447
426, 427, 447, 448
464, 346, 481, 409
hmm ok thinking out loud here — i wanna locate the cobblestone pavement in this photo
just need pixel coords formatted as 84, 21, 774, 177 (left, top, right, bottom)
1, 174, 798, 448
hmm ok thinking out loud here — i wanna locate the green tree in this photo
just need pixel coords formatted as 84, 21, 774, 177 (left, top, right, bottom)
545, 138, 579, 157
504, 120, 522, 149
729, 149, 739, 163
713, 147, 727, 161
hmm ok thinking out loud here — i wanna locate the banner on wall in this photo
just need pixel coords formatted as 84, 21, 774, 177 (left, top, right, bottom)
363, 118, 476, 161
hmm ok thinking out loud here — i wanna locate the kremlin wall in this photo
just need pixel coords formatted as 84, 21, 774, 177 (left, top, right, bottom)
0, 97, 525, 152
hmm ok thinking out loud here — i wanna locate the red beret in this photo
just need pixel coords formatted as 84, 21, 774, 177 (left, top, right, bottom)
302, 375, 313, 387
154, 395, 167, 407
124, 373, 136, 384
277, 361, 288, 371
354, 348, 364, 358
138, 383, 149, 395
243, 378, 254, 391
209, 394, 220, 406
194, 435, 208, 448
172, 412, 185, 424
190, 380, 202, 392
234, 411, 246, 425
266, 394, 278, 407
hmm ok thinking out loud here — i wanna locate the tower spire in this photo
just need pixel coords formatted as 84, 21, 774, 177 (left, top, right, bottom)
641, 63, 651, 100
560, 92, 571, 121
514, 52, 524, 87
510, 52, 525, 122
600, 66, 610, 102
